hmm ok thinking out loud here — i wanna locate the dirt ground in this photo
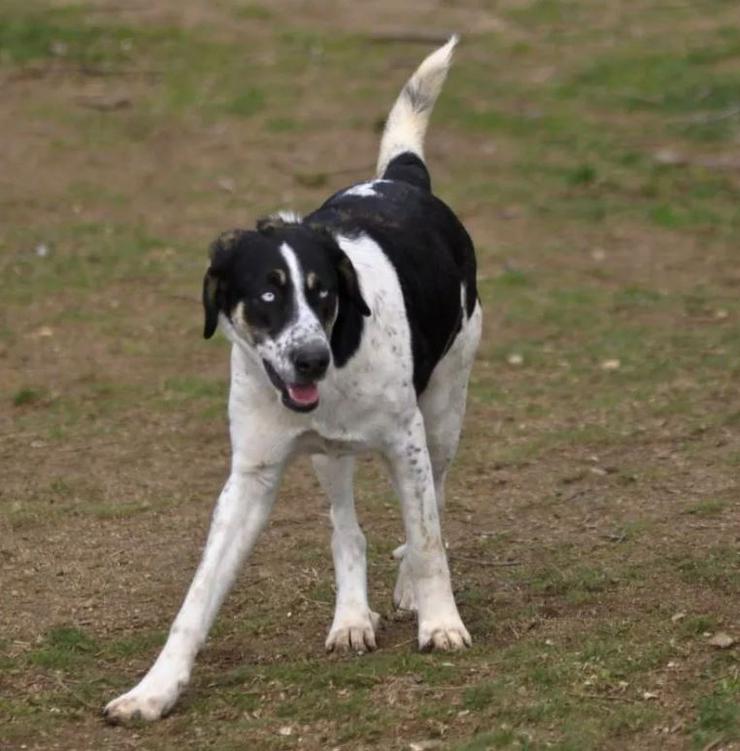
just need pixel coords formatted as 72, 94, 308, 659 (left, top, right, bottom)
1, 1, 739, 750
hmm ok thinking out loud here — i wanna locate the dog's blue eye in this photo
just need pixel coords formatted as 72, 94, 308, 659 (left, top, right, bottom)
318, 289, 329, 299
261, 291, 276, 303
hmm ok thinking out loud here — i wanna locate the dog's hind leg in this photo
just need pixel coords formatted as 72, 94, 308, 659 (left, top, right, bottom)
313, 454, 380, 653
103, 460, 285, 724
385, 409, 471, 651
392, 388, 464, 612
393, 302, 482, 613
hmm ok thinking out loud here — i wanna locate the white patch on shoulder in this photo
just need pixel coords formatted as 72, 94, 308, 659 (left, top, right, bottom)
276, 210, 302, 223
342, 180, 390, 198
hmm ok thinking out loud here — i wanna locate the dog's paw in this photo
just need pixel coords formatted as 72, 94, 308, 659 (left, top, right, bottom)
326, 610, 380, 654
418, 620, 471, 652
103, 684, 179, 725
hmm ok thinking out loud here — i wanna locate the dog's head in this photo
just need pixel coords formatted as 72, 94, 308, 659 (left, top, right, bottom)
202, 217, 370, 413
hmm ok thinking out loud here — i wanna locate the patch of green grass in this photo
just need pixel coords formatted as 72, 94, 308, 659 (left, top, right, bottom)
0, 5, 134, 66
102, 630, 165, 660
579, 624, 675, 678
12, 387, 45, 407
529, 564, 616, 600
564, 163, 598, 186
463, 678, 508, 711
684, 499, 728, 517
563, 31, 740, 118
85, 500, 154, 520
223, 87, 266, 117
453, 727, 527, 750
28, 626, 98, 671
2, 222, 174, 303
507, 0, 585, 28
677, 615, 718, 639
162, 376, 227, 402
230, 2, 274, 20
691, 674, 740, 749
673, 546, 740, 592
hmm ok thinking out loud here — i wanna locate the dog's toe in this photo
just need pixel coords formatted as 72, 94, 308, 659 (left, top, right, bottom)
103, 690, 174, 725
326, 611, 380, 654
419, 623, 471, 653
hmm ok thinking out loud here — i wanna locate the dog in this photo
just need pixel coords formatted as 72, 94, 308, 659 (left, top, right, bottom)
104, 35, 481, 723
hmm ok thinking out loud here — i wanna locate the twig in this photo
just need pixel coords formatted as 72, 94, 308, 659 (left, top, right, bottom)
677, 105, 740, 125
567, 690, 635, 704
75, 95, 132, 112
453, 555, 520, 567
388, 637, 415, 650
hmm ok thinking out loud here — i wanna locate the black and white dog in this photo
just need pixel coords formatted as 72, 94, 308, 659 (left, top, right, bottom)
105, 36, 480, 723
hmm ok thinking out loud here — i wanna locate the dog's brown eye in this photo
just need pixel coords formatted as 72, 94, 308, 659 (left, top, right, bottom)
318, 289, 329, 299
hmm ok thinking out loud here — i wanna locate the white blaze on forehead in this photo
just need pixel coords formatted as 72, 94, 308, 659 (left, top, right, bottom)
279, 242, 324, 339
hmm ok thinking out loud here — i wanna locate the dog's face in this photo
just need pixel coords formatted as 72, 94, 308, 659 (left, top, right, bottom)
203, 219, 370, 412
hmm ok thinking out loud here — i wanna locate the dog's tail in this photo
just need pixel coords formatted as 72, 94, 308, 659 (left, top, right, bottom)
376, 35, 458, 183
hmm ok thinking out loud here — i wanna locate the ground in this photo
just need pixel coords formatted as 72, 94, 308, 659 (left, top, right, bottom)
1, 1, 739, 749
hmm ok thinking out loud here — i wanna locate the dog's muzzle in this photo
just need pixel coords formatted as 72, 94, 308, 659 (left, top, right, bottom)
263, 343, 330, 413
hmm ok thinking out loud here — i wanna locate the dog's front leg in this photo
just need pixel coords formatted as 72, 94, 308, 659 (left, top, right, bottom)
385, 410, 471, 651
104, 462, 283, 723
312, 455, 380, 653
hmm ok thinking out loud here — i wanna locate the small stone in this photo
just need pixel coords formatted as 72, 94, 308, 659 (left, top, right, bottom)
654, 148, 685, 166
601, 359, 621, 371
507, 352, 523, 366
671, 612, 686, 623
278, 726, 293, 736
707, 632, 736, 649
591, 247, 607, 262
35, 243, 49, 258
217, 177, 236, 193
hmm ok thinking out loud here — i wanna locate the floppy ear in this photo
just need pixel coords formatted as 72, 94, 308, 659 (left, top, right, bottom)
202, 230, 241, 339
336, 251, 371, 317
309, 224, 371, 317
202, 270, 220, 339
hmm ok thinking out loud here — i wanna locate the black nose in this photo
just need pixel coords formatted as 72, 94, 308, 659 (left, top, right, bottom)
292, 345, 330, 380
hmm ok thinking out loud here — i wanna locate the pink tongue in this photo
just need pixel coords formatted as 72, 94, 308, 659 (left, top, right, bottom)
287, 383, 319, 405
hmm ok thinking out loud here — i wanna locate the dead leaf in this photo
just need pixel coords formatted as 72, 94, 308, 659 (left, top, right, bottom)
76, 94, 131, 111
409, 742, 442, 751
30, 326, 54, 339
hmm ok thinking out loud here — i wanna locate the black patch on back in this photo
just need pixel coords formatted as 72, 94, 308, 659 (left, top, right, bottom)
306, 168, 477, 395
381, 152, 431, 192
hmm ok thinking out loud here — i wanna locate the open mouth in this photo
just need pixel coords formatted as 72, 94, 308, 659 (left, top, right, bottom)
262, 360, 320, 413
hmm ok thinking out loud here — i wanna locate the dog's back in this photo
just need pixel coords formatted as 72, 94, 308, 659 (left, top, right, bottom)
306, 36, 477, 395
